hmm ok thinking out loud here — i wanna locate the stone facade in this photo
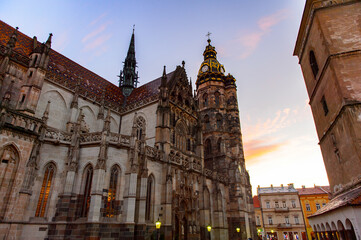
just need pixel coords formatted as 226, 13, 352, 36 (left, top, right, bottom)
257, 185, 307, 240
294, 0, 361, 239
0, 20, 256, 240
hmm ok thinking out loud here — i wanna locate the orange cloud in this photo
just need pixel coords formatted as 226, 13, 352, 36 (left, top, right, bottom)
232, 9, 289, 59
244, 139, 288, 163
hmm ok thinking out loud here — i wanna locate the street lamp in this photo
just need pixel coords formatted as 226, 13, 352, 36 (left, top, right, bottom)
156, 219, 161, 240
207, 225, 212, 240
236, 227, 240, 233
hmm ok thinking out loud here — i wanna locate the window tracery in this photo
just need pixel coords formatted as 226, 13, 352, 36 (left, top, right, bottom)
81, 165, 93, 217
35, 163, 55, 217
106, 165, 120, 217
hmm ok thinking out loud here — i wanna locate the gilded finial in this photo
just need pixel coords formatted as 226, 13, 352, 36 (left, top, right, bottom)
133, 24, 135, 34
206, 32, 212, 44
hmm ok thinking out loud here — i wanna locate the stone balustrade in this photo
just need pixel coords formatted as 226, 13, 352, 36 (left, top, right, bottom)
1, 108, 43, 135
44, 127, 72, 143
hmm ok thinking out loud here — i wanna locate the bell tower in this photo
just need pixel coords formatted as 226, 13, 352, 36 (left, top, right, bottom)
196, 37, 256, 240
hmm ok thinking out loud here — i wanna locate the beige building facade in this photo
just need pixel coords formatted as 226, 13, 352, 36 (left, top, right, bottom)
294, 0, 361, 239
258, 185, 307, 240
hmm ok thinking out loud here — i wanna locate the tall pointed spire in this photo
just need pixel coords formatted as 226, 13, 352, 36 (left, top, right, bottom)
119, 28, 139, 97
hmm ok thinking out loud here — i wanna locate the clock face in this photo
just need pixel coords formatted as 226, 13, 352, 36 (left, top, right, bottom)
201, 65, 209, 72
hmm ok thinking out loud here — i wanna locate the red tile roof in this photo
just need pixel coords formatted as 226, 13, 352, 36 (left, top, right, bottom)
297, 186, 331, 195
0, 20, 168, 110
253, 196, 260, 208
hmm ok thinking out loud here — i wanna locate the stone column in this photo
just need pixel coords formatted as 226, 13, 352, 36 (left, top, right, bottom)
122, 171, 138, 223
87, 166, 105, 222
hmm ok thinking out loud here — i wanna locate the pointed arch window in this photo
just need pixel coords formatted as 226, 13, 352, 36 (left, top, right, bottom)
204, 115, 210, 130
205, 139, 212, 156
215, 91, 220, 107
145, 176, 154, 221
216, 113, 222, 129
217, 138, 222, 153
0, 145, 19, 219
106, 166, 120, 217
203, 93, 208, 107
81, 165, 93, 217
35, 164, 55, 217
309, 50, 319, 78
135, 116, 146, 140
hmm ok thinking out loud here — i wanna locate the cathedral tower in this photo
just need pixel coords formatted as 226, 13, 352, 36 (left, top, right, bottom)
196, 38, 256, 240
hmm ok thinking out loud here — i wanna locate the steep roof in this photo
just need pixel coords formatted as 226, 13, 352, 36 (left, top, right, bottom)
297, 186, 331, 196
0, 20, 168, 111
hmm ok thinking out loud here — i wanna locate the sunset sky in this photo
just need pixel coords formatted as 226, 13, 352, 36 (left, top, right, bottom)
0, 0, 329, 194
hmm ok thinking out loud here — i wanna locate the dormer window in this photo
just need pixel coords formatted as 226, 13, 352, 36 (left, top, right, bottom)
309, 50, 319, 78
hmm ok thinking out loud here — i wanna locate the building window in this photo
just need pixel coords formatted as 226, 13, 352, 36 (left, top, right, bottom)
203, 93, 208, 107
186, 139, 191, 151
106, 166, 119, 217
204, 114, 210, 130
283, 201, 287, 208
305, 203, 311, 211
35, 164, 55, 217
256, 216, 260, 226
145, 176, 154, 221
316, 203, 320, 210
217, 138, 222, 152
135, 116, 146, 140
292, 200, 296, 208
268, 216, 273, 225
81, 165, 93, 217
294, 216, 299, 225
275, 201, 279, 208
214, 91, 220, 107
266, 201, 270, 208
309, 50, 319, 78
322, 203, 326, 207
216, 113, 222, 129
205, 139, 212, 156
321, 96, 329, 116
285, 216, 289, 224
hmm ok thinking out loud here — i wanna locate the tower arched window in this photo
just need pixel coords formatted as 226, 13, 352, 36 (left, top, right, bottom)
204, 115, 210, 130
309, 50, 319, 78
217, 138, 222, 153
216, 113, 222, 129
215, 91, 220, 107
203, 93, 208, 107
35, 163, 55, 217
186, 139, 191, 151
81, 165, 93, 217
205, 139, 212, 156
145, 175, 154, 221
106, 165, 120, 217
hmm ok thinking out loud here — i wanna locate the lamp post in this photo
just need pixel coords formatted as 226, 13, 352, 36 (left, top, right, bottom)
156, 219, 161, 240
207, 225, 212, 240
237, 227, 241, 240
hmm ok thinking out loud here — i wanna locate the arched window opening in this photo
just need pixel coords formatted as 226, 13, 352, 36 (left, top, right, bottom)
171, 131, 175, 144
203, 93, 208, 107
215, 92, 220, 107
205, 139, 212, 156
186, 139, 191, 151
216, 114, 222, 129
35, 164, 55, 217
145, 176, 154, 221
204, 115, 210, 130
106, 166, 120, 217
309, 50, 319, 78
217, 138, 222, 153
0, 145, 19, 219
81, 165, 93, 217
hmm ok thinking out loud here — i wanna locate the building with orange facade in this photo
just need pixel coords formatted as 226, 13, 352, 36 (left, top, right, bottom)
297, 186, 331, 240
254, 196, 264, 240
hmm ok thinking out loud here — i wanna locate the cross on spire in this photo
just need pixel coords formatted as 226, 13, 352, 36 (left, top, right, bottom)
206, 32, 211, 39
133, 24, 135, 33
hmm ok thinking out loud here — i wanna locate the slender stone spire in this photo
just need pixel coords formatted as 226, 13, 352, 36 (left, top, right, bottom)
1, 80, 14, 107
119, 29, 139, 97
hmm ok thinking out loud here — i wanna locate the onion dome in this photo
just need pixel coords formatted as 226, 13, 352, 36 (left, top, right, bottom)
196, 38, 225, 86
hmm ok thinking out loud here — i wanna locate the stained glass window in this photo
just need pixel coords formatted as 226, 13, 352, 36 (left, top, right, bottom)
35, 164, 55, 217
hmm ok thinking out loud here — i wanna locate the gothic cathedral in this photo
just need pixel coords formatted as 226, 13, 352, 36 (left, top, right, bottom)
0, 20, 256, 240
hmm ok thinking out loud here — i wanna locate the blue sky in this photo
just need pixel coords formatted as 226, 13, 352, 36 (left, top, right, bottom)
0, 0, 329, 194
